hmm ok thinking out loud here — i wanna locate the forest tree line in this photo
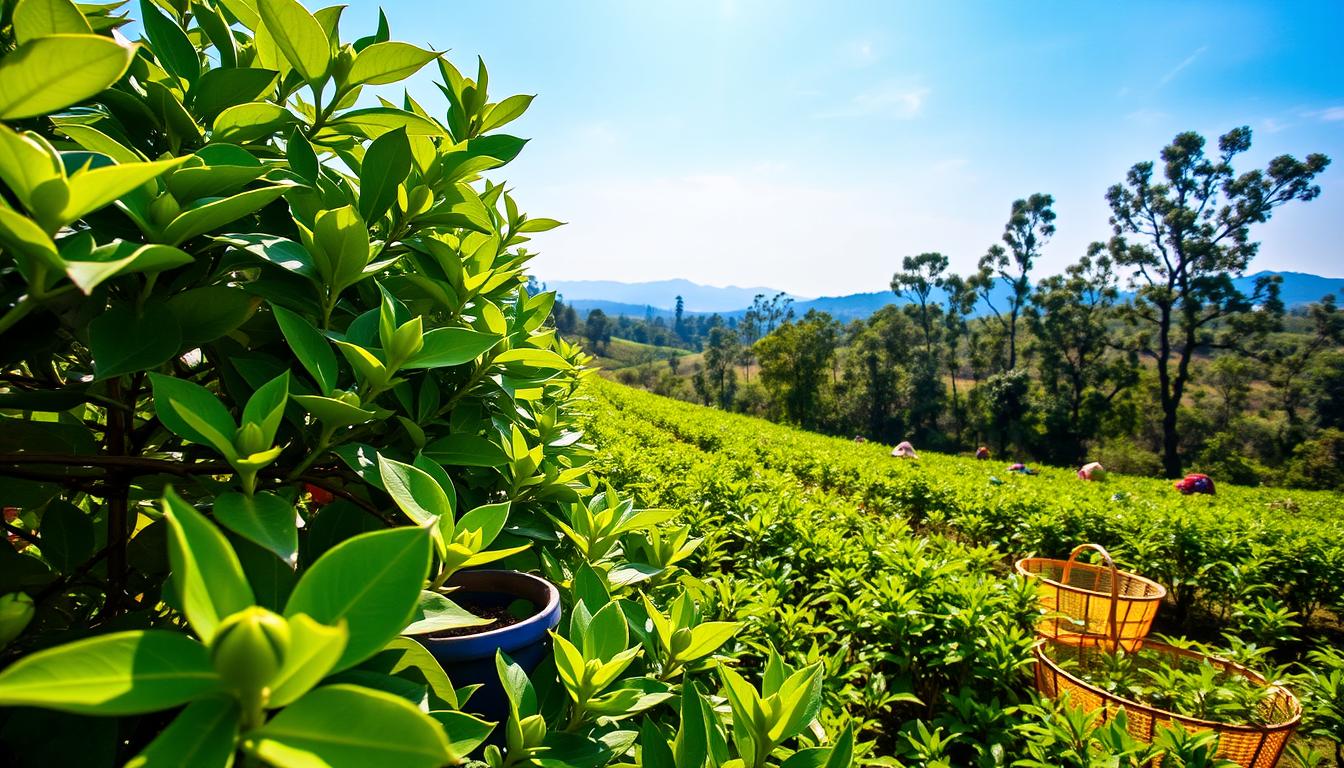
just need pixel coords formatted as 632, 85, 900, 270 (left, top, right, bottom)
568, 128, 1342, 488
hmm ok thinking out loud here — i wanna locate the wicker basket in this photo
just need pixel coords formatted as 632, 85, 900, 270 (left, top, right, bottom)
1016, 543, 1165, 651
1034, 639, 1301, 768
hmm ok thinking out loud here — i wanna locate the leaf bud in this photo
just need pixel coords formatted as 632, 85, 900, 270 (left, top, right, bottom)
210, 607, 290, 694
0, 592, 35, 648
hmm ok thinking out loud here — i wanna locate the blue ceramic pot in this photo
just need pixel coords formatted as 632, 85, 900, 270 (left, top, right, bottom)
416, 569, 562, 723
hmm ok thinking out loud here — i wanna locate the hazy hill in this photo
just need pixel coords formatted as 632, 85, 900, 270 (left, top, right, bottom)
552, 271, 1344, 322
543, 278, 808, 313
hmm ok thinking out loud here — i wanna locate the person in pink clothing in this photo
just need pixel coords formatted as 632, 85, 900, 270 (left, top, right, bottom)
891, 441, 918, 459
1078, 461, 1106, 481
1174, 473, 1215, 495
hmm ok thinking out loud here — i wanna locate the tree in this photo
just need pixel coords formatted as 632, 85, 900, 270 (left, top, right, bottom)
975, 194, 1055, 371
891, 252, 948, 354
674, 295, 686, 341
1027, 250, 1136, 464
696, 326, 740, 409
1246, 295, 1344, 430
938, 273, 976, 448
755, 311, 839, 428
1103, 127, 1329, 477
585, 308, 612, 353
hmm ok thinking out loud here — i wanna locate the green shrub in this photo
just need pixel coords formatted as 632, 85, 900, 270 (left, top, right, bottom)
0, 2, 853, 766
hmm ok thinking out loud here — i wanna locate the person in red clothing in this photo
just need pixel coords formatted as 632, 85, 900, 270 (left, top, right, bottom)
975, 446, 990, 460
1174, 473, 1215, 495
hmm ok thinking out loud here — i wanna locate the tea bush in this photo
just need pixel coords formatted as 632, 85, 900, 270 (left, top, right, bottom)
586, 379, 1344, 765
0, 2, 853, 766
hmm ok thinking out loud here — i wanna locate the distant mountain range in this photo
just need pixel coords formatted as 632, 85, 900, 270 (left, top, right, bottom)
544, 271, 1344, 322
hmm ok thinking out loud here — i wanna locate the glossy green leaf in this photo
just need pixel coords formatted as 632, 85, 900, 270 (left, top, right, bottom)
323, 107, 446, 139
402, 327, 501, 369
267, 613, 348, 708
192, 0, 238, 68
422, 433, 508, 467
125, 696, 240, 768
456, 501, 509, 550
346, 41, 438, 87
162, 488, 255, 643
377, 454, 450, 525
149, 373, 238, 457
166, 285, 258, 348
12, 0, 93, 42
88, 303, 181, 380
139, 0, 200, 84
163, 184, 289, 245
286, 127, 319, 183
256, 0, 330, 83
271, 305, 338, 393
241, 370, 290, 444
0, 630, 220, 714
284, 526, 431, 671
224, 232, 315, 276
211, 101, 297, 144
357, 127, 410, 223
214, 491, 298, 566
64, 241, 193, 294
480, 94, 534, 133
61, 157, 184, 224
293, 395, 378, 430
191, 68, 280, 123
0, 35, 136, 120
401, 590, 493, 635
242, 684, 453, 768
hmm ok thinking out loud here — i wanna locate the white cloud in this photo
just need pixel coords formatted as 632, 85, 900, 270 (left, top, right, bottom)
814, 83, 930, 120
1159, 45, 1208, 86
1306, 106, 1344, 122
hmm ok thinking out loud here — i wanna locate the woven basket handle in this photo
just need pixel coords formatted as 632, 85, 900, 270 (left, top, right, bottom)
1062, 543, 1120, 652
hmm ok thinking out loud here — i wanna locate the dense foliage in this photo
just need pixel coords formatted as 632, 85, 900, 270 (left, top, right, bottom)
587, 378, 1344, 765
0, 2, 852, 766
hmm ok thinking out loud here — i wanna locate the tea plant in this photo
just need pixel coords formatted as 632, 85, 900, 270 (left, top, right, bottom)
0, 1, 852, 766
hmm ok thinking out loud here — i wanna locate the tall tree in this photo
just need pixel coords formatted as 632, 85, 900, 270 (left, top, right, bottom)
696, 326, 740, 409
674, 295, 686, 341
1027, 250, 1136, 463
585, 308, 612, 353
1103, 127, 1329, 477
755, 310, 839, 428
938, 273, 976, 448
975, 193, 1055, 371
1244, 294, 1344, 433
892, 253, 949, 441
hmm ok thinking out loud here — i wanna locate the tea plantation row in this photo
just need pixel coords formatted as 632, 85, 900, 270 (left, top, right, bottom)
584, 379, 1344, 765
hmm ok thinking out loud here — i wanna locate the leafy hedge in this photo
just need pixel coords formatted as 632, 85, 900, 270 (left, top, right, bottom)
0, 2, 853, 766
586, 379, 1344, 766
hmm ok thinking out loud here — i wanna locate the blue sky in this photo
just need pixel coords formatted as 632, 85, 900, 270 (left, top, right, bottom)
339, 0, 1343, 297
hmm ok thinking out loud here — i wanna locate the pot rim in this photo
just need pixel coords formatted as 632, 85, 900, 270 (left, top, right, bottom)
418, 569, 562, 650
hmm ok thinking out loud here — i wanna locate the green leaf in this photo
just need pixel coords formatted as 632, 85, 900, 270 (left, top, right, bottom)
402, 590, 494, 635
0, 204, 62, 280
162, 488, 255, 643
363, 636, 459, 710
125, 696, 240, 768
190, 68, 280, 122
64, 241, 193, 294
193, 0, 238, 68
422, 433, 508, 467
39, 499, 94, 572
226, 233, 316, 278
457, 501, 509, 550
163, 184, 289, 245
12, 0, 92, 42
480, 94, 534, 133
241, 370, 290, 444
88, 303, 181, 380
584, 601, 629, 663
402, 327, 501, 369
0, 630, 220, 715
346, 41, 438, 87
214, 491, 299, 566
494, 347, 571, 369
286, 127, 319, 183
165, 285, 259, 348
149, 373, 238, 458
284, 526, 431, 671
293, 394, 378, 430
680, 622, 739, 662
267, 613, 348, 708
516, 216, 564, 233
242, 684, 453, 768
358, 127, 410, 223
322, 107, 446, 139
429, 711, 494, 757
0, 34, 136, 120
256, 0, 331, 84
61, 157, 184, 225
139, 0, 200, 84
377, 454, 451, 525
211, 101, 297, 144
